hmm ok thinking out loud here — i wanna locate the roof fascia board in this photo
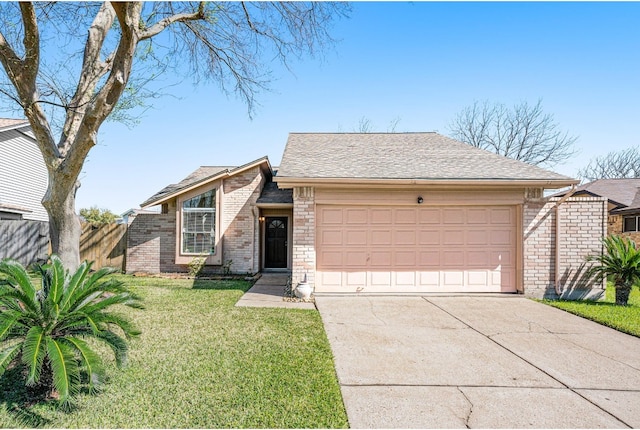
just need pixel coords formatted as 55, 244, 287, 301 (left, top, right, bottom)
275, 177, 579, 189
0, 122, 30, 134
142, 156, 271, 208
256, 202, 294, 209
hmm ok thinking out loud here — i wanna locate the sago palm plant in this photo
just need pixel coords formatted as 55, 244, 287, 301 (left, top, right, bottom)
0, 255, 142, 404
587, 235, 640, 306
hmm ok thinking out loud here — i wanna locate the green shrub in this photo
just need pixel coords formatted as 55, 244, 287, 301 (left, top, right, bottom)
0, 255, 142, 405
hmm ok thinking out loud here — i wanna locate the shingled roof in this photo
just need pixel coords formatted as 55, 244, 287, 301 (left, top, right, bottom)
570, 179, 640, 214
276, 132, 576, 186
256, 181, 293, 205
141, 156, 270, 207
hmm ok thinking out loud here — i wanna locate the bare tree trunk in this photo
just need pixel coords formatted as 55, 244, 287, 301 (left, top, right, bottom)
42, 178, 81, 270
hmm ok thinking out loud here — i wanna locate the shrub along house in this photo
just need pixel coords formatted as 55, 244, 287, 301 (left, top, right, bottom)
127, 132, 606, 298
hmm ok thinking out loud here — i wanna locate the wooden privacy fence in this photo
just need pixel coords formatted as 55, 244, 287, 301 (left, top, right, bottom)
80, 223, 127, 271
0, 220, 49, 266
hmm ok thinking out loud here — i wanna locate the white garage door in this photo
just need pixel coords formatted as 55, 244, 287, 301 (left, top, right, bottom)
316, 205, 517, 293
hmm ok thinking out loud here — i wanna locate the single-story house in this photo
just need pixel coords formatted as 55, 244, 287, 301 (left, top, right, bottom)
127, 132, 606, 298
558, 178, 640, 243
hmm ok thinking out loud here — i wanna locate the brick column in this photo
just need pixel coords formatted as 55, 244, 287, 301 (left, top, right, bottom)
292, 186, 315, 288
523, 194, 606, 299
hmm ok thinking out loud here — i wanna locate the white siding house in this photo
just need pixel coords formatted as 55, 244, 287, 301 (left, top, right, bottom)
0, 119, 49, 221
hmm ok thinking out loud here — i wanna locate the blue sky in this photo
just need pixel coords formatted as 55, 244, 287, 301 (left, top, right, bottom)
77, 1, 640, 214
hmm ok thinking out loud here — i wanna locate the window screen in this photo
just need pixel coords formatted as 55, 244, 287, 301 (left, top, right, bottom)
182, 189, 216, 254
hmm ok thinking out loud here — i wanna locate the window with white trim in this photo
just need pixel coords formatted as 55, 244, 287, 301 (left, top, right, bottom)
182, 189, 216, 254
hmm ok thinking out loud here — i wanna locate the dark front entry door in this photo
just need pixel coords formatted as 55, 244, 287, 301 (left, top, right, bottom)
265, 217, 288, 268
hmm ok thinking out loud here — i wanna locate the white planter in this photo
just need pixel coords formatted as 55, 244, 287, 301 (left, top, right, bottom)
294, 282, 313, 299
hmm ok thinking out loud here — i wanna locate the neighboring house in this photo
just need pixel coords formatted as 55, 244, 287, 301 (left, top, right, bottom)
119, 208, 158, 225
128, 132, 606, 298
560, 179, 640, 243
0, 118, 49, 265
0, 118, 48, 221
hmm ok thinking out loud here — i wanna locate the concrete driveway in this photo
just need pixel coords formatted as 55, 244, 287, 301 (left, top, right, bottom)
315, 296, 640, 428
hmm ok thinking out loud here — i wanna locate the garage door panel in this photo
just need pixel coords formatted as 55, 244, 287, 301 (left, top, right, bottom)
346, 230, 367, 245
319, 207, 343, 224
467, 230, 489, 245
491, 208, 513, 224
321, 230, 343, 245
346, 209, 368, 224
319, 250, 343, 266
318, 271, 342, 287
346, 271, 367, 287
316, 205, 517, 293
394, 250, 416, 266
490, 230, 513, 245
443, 209, 464, 224
370, 271, 392, 286
395, 209, 417, 224
395, 230, 417, 246
467, 208, 489, 224
467, 251, 489, 267
345, 250, 368, 266
442, 250, 465, 267
419, 250, 440, 267
467, 271, 489, 286
442, 271, 464, 286
418, 230, 440, 245
491, 250, 512, 266
443, 230, 464, 245
371, 209, 392, 223
419, 209, 441, 224
372, 230, 392, 245
395, 271, 416, 286
370, 251, 392, 266
419, 271, 440, 286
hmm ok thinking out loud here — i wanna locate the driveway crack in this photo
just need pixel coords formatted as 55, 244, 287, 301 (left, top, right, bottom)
366, 297, 388, 326
425, 298, 633, 429
457, 387, 473, 429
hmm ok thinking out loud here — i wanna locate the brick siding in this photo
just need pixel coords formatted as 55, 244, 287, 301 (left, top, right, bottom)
126, 166, 263, 275
220, 167, 263, 274
291, 186, 315, 287
608, 214, 640, 243
126, 213, 182, 273
523, 195, 606, 299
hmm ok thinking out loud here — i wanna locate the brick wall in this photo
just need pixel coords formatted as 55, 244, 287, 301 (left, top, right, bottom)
292, 186, 315, 287
126, 166, 263, 275
126, 213, 182, 273
608, 214, 640, 243
221, 167, 263, 274
523, 195, 606, 299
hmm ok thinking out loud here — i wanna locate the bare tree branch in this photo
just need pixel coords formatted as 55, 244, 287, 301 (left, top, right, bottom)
448, 99, 578, 168
0, 1, 349, 268
578, 146, 640, 181
138, 2, 205, 41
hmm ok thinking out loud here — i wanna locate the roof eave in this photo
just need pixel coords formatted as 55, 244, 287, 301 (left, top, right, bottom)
256, 202, 294, 209
141, 156, 271, 209
611, 207, 640, 215
0, 122, 29, 133
275, 177, 579, 189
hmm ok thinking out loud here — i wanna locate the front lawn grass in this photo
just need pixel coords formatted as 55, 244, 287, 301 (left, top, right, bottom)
543, 285, 640, 337
0, 275, 348, 428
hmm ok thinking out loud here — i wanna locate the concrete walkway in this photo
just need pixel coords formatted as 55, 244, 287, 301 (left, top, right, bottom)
235, 273, 315, 310
316, 295, 640, 428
